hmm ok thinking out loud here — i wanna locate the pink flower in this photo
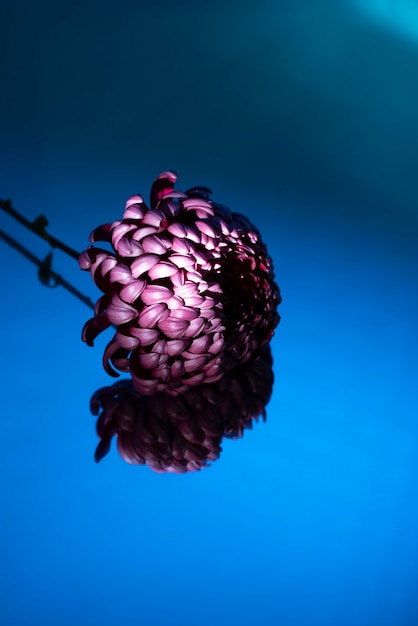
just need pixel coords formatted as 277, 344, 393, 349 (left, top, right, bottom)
80, 172, 280, 394
91, 345, 274, 473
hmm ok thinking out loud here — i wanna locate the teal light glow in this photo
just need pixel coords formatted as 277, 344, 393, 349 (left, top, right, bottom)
350, 0, 418, 42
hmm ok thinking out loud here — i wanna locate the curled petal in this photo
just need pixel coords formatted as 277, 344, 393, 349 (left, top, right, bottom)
182, 198, 213, 215
141, 284, 173, 306
103, 339, 123, 377
141, 235, 170, 255
170, 361, 185, 378
148, 261, 178, 280
169, 306, 198, 321
183, 354, 210, 373
158, 317, 190, 339
79, 249, 93, 270
132, 226, 157, 242
89, 223, 113, 243
166, 338, 190, 357
132, 376, 159, 395
94, 293, 112, 316
166, 296, 185, 310
170, 237, 194, 255
109, 264, 133, 285
131, 254, 160, 278
185, 317, 206, 338
116, 237, 143, 258
178, 419, 205, 444
196, 220, 216, 239
188, 335, 211, 354
185, 225, 201, 244
124, 195, 146, 219
111, 222, 138, 250
115, 331, 139, 350
186, 294, 204, 307
167, 223, 188, 238
130, 327, 160, 345
119, 280, 146, 304
174, 282, 198, 300
138, 303, 169, 329
152, 363, 170, 382
169, 254, 195, 269
208, 333, 224, 355
139, 352, 161, 370
106, 295, 138, 325
182, 372, 206, 386
150, 170, 178, 209
200, 296, 216, 310
142, 210, 165, 228
82, 314, 111, 346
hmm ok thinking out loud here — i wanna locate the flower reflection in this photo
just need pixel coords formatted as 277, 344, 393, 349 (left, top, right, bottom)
91, 345, 274, 473
80, 172, 280, 395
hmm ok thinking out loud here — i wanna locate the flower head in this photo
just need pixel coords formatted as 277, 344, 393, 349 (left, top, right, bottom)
80, 172, 280, 394
91, 345, 274, 473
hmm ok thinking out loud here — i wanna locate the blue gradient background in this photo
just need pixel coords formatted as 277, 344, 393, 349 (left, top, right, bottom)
1, 1, 418, 625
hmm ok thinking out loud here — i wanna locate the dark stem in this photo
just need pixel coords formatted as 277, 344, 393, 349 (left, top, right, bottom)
0, 198, 80, 260
0, 229, 95, 310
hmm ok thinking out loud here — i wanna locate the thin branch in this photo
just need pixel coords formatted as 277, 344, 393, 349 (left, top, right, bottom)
0, 198, 80, 260
0, 229, 94, 310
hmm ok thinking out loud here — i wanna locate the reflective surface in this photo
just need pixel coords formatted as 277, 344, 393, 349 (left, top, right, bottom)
1, 2, 418, 625
91, 345, 273, 471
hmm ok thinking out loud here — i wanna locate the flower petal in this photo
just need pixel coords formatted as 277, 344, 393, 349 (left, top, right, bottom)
124, 195, 146, 218
131, 254, 160, 278
137, 303, 169, 328
143, 210, 165, 228
167, 222, 188, 238
82, 314, 111, 346
139, 352, 161, 370
141, 285, 173, 306
183, 354, 210, 372
111, 222, 137, 250
170, 237, 195, 255
195, 220, 216, 238
150, 170, 177, 209
166, 338, 190, 356
129, 327, 159, 345
208, 333, 224, 355
148, 261, 178, 280
174, 282, 198, 299
169, 306, 198, 321
178, 419, 205, 444
106, 295, 138, 325
182, 198, 213, 213
109, 263, 133, 285
132, 226, 157, 242
115, 331, 140, 350
188, 335, 211, 354
185, 317, 206, 338
116, 237, 142, 257
169, 254, 195, 269
89, 223, 113, 243
158, 317, 190, 339
119, 280, 146, 304
141, 235, 170, 255
102, 338, 123, 377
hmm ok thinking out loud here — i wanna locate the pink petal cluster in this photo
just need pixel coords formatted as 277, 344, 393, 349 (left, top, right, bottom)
80, 172, 280, 395
91, 345, 274, 473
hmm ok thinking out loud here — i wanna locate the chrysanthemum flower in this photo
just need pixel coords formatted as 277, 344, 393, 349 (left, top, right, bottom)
91, 345, 274, 473
80, 172, 280, 394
